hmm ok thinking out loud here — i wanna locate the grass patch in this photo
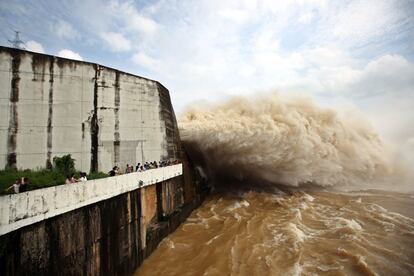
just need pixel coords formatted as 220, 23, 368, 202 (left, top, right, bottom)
88, 171, 108, 180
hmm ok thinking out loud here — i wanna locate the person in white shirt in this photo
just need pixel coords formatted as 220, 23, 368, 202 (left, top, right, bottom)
5, 179, 20, 193
80, 172, 88, 182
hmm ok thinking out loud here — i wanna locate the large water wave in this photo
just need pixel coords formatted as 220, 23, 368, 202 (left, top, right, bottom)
179, 93, 391, 187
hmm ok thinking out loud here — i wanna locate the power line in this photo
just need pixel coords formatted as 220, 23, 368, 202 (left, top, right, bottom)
8, 31, 26, 49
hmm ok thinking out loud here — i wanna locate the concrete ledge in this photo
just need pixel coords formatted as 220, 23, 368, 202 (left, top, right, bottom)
0, 164, 182, 236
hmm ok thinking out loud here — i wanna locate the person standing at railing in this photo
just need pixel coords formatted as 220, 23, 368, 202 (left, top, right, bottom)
109, 166, 119, 176
79, 172, 88, 182
5, 179, 21, 193
20, 177, 28, 192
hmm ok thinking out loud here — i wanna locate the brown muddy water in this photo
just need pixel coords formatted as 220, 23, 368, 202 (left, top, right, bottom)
136, 189, 414, 276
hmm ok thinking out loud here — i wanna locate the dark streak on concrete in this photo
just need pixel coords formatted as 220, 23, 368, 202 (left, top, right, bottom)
81, 123, 85, 140
6, 50, 21, 168
56, 58, 77, 82
56, 59, 64, 82
31, 54, 47, 101
156, 182, 164, 221
46, 58, 54, 169
31, 54, 47, 82
113, 71, 121, 163
90, 64, 100, 172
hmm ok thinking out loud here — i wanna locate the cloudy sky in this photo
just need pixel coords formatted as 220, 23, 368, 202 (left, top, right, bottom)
1, 0, 414, 154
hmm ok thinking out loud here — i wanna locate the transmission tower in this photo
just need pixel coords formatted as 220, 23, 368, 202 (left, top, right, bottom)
8, 31, 25, 49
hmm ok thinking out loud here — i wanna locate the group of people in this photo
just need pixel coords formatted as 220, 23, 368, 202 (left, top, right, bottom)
5, 177, 29, 194
65, 172, 88, 184
135, 161, 159, 172
109, 159, 181, 177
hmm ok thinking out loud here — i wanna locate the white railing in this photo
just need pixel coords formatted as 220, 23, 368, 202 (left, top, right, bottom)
0, 164, 182, 236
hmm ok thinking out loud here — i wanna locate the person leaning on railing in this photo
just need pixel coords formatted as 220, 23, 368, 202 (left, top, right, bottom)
5, 179, 21, 194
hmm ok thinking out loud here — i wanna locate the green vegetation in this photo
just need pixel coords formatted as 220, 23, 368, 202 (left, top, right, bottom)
88, 171, 108, 180
0, 154, 108, 195
0, 168, 64, 194
53, 154, 76, 177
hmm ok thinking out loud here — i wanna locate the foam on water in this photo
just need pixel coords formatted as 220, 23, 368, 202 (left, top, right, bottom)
136, 190, 414, 276
286, 223, 307, 243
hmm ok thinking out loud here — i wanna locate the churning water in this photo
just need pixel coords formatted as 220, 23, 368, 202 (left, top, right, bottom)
136, 189, 414, 275
136, 93, 414, 275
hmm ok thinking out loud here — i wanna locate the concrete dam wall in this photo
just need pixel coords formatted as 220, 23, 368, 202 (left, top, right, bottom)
0, 46, 179, 172
0, 47, 210, 275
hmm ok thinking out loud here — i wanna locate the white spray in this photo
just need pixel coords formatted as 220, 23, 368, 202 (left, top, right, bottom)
179, 93, 392, 187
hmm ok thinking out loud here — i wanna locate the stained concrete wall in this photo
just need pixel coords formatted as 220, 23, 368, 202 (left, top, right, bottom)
0, 47, 179, 172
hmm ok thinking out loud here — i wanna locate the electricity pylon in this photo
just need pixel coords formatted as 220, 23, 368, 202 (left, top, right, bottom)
8, 31, 25, 49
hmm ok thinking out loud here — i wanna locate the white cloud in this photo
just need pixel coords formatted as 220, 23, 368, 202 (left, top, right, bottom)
100, 32, 132, 52
315, 0, 409, 48
107, 1, 158, 34
132, 52, 159, 70
218, 9, 250, 24
57, 49, 83, 61
128, 13, 158, 34
26, 40, 44, 53
349, 55, 414, 96
297, 54, 414, 98
53, 19, 78, 39
298, 11, 314, 24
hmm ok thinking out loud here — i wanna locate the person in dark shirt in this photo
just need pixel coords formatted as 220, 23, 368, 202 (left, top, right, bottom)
19, 177, 28, 192
109, 166, 118, 176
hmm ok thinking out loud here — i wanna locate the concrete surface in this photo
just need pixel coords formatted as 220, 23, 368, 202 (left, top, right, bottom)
0, 164, 182, 236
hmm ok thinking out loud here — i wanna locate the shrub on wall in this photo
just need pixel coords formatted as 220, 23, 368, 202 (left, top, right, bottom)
53, 154, 76, 177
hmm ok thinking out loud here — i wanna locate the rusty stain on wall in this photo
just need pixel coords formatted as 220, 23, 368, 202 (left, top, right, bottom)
140, 185, 157, 248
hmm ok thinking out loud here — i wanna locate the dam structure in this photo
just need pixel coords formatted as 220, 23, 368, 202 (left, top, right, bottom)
0, 47, 209, 275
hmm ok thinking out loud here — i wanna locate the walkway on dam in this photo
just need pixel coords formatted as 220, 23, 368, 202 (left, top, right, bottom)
0, 164, 183, 236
